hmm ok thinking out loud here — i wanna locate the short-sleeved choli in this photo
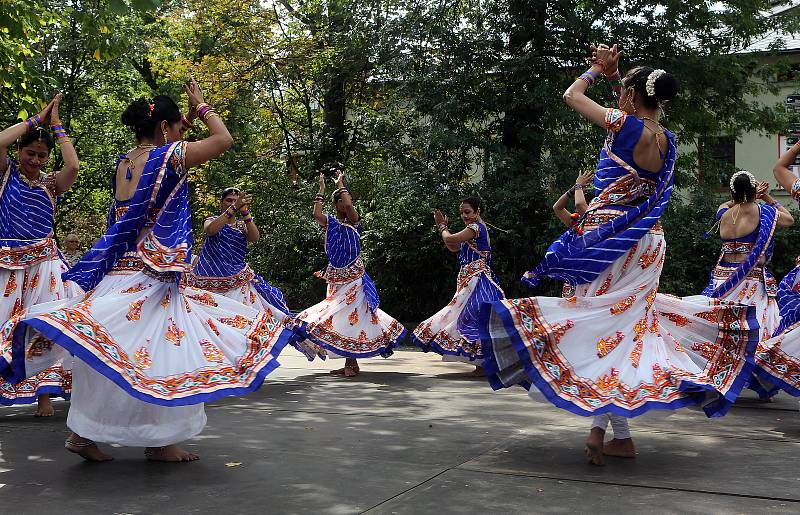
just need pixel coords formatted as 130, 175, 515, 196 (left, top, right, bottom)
325, 214, 362, 268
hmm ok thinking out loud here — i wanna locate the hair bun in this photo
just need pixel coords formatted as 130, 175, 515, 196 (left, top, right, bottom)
120, 98, 151, 129
653, 72, 679, 103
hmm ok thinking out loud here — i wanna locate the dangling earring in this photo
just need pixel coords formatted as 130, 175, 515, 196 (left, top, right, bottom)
161, 126, 169, 145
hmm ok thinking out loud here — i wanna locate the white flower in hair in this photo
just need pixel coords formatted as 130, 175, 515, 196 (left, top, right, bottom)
645, 69, 666, 98
729, 170, 756, 191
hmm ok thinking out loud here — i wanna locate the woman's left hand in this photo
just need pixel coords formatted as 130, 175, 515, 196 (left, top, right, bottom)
50, 93, 63, 125
433, 209, 448, 227
334, 170, 345, 188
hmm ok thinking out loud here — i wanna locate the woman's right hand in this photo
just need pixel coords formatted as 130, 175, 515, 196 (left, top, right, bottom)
576, 170, 593, 186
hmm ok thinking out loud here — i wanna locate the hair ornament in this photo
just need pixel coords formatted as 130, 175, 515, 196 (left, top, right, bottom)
645, 69, 666, 98
729, 170, 757, 191
147, 99, 155, 117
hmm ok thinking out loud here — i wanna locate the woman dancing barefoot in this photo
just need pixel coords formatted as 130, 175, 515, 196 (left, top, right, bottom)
0, 94, 81, 416
0, 81, 294, 462
412, 197, 504, 377
295, 171, 405, 377
478, 45, 760, 466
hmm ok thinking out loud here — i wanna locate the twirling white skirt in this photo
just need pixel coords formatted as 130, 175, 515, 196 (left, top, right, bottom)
0, 256, 81, 405
1, 256, 292, 446
481, 228, 760, 418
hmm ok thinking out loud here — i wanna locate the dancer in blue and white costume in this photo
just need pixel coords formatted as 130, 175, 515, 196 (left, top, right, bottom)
0, 94, 81, 415
0, 81, 294, 462
478, 45, 760, 466
191, 187, 320, 359
753, 141, 800, 396
684, 171, 793, 400
413, 197, 504, 376
295, 171, 406, 377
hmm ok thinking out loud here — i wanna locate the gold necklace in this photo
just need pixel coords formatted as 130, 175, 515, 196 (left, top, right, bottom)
731, 203, 742, 225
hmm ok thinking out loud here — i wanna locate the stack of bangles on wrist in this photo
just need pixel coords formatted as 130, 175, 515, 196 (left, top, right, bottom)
314, 193, 325, 203
52, 124, 68, 140
224, 205, 237, 219
574, 183, 585, 190
196, 103, 219, 124
437, 223, 449, 234
240, 210, 253, 223
24, 114, 42, 129
577, 67, 601, 86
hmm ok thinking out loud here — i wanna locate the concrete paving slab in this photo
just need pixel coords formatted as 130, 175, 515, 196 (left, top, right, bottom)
1, 350, 799, 513
364, 468, 800, 514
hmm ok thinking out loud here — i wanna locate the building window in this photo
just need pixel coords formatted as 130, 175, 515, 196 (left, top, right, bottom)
699, 136, 735, 189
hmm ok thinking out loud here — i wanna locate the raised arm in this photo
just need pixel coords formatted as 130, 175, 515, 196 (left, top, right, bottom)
183, 79, 234, 169
757, 181, 794, 227
238, 193, 260, 242
312, 172, 328, 227
552, 190, 575, 227
563, 45, 622, 128
51, 95, 80, 194
333, 170, 359, 225
774, 141, 800, 194
0, 98, 55, 172
573, 170, 592, 215
433, 209, 461, 252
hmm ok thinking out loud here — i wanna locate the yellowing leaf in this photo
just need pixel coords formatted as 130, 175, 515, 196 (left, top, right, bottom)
100, 25, 109, 34
94, 49, 101, 61
17, 110, 28, 122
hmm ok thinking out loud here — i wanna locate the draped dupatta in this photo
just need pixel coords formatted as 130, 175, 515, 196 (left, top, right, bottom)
522, 129, 677, 288
701, 204, 778, 299
773, 262, 800, 336
64, 142, 190, 290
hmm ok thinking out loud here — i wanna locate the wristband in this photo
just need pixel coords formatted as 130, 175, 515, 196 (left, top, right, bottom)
224, 206, 236, 219
25, 114, 42, 129
242, 216, 254, 224
239, 209, 250, 217
577, 69, 600, 86
52, 124, 68, 140
574, 183, 585, 190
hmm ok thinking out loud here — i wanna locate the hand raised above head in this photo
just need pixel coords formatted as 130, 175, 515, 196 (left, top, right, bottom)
184, 78, 205, 108
756, 181, 769, 199
576, 170, 594, 185
318, 172, 326, 194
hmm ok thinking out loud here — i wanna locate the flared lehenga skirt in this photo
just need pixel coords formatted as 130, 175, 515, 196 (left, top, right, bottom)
684, 263, 781, 398
0, 255, 81, 405
413, 260, 504, 362
480, 229, 760, 418
0, 261, 294, 446
295, 275, 406, 359
754, 265, 800, 397
191, 268, 324, 361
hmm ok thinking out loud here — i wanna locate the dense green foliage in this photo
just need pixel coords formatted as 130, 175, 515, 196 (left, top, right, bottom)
3, 0, 800, 325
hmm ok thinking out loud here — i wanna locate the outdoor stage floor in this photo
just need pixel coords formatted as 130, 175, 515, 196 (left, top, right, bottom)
1, 349, 799, 514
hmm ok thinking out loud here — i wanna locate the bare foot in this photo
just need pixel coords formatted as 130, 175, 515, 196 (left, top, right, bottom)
34, 394, 54, 417
464, 366, 484, 378
584, 427, 605, 466
603, 438, 636, 458
758, 395, 774, 403
329, 367, 346, 376
145, 444, 200, 462
65, 434, 113, 462
343, 365, 359, 377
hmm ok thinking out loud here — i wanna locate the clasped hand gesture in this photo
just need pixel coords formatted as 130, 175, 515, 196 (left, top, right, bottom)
34, 93, 63, 127
756, 181, 769, 200
184, 78, 205, 113
590, 43, 622, 76
234, 192, 253, 211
